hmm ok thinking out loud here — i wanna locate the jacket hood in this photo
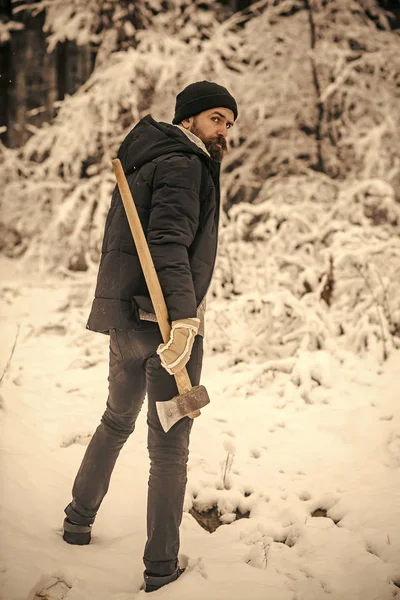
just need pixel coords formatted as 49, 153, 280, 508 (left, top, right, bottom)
117, 114, 211, 176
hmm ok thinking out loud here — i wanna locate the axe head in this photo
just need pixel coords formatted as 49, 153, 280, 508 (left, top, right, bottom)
156, 385, 210, 433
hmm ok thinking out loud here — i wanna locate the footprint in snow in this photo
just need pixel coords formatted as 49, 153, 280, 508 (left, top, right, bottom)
298, 490, 312, 501
387, 429, 400, 465
250, 448, 261, 458
221, 430, 235, 437
28, 576, 70, 600
60, 433, 92, 448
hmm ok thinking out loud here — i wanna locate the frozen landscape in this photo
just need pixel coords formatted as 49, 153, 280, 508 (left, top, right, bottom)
1, 257, 399, 600
1, 1, 400, 599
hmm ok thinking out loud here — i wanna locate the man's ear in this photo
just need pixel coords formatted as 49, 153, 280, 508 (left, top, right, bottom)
180, 117, 193, 130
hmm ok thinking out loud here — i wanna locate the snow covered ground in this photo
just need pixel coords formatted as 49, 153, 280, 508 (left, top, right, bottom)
1, 258, 400, 600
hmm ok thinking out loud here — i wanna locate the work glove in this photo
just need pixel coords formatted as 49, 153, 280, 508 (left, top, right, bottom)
157, 317, 200, 375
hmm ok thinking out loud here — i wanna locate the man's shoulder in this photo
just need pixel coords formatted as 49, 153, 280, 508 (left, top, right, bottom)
152, 151, 205, 172
150, 152, 209, 196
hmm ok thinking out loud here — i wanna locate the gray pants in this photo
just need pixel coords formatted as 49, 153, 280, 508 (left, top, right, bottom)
66, 326, 203, 577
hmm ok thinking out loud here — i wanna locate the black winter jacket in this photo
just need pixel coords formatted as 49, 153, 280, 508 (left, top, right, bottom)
86, 115, 221, 333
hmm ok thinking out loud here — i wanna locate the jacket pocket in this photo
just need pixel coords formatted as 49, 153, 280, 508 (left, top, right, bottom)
131, 297, 159, 332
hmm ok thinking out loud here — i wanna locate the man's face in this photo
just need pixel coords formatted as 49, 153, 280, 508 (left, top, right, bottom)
181, 107, 235, 162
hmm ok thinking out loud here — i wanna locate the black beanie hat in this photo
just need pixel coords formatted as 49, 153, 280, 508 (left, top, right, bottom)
172, 80, 238, 125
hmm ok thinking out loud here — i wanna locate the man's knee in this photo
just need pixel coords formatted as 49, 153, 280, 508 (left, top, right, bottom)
147, 434, 190, 466
101, 410, 136, 437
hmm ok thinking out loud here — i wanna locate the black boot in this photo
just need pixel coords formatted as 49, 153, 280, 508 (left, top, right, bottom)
62, 518, 92, 545
62, 503, 95, 545
143, 567, 185, 593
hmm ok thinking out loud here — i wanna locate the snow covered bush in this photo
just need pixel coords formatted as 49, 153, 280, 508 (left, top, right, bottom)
208, 173, 400, 365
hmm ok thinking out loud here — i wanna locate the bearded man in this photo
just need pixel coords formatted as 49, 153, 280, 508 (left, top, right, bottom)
62, 81, 238, 593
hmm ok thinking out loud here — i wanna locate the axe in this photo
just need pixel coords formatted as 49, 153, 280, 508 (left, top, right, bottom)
112, 159, 210, 433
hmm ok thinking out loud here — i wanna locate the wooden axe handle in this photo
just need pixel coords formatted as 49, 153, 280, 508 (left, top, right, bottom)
112, 159, 200, 416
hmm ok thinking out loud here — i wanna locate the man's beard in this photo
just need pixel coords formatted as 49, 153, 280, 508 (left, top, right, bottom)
190, 121, 227, 162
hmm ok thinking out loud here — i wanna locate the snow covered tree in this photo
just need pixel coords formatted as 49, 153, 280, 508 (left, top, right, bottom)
0, 0, 238, 268
1, 0, 400, 364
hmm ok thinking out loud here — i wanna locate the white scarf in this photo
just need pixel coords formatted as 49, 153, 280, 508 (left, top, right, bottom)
174, 125, 210, 157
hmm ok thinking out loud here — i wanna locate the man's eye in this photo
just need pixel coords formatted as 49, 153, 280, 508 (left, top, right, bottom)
212, 117, 219, 122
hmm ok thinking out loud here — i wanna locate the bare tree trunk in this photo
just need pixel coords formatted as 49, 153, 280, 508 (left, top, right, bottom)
56, 41, 94, 102
5, 7, 95, 148
0, 0, 12, 146
220, 0, 254, 12
384, 0, 400, 29
7, 10, 57, 147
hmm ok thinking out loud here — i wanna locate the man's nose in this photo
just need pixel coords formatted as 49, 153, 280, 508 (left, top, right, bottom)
216, 125, 228, 138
